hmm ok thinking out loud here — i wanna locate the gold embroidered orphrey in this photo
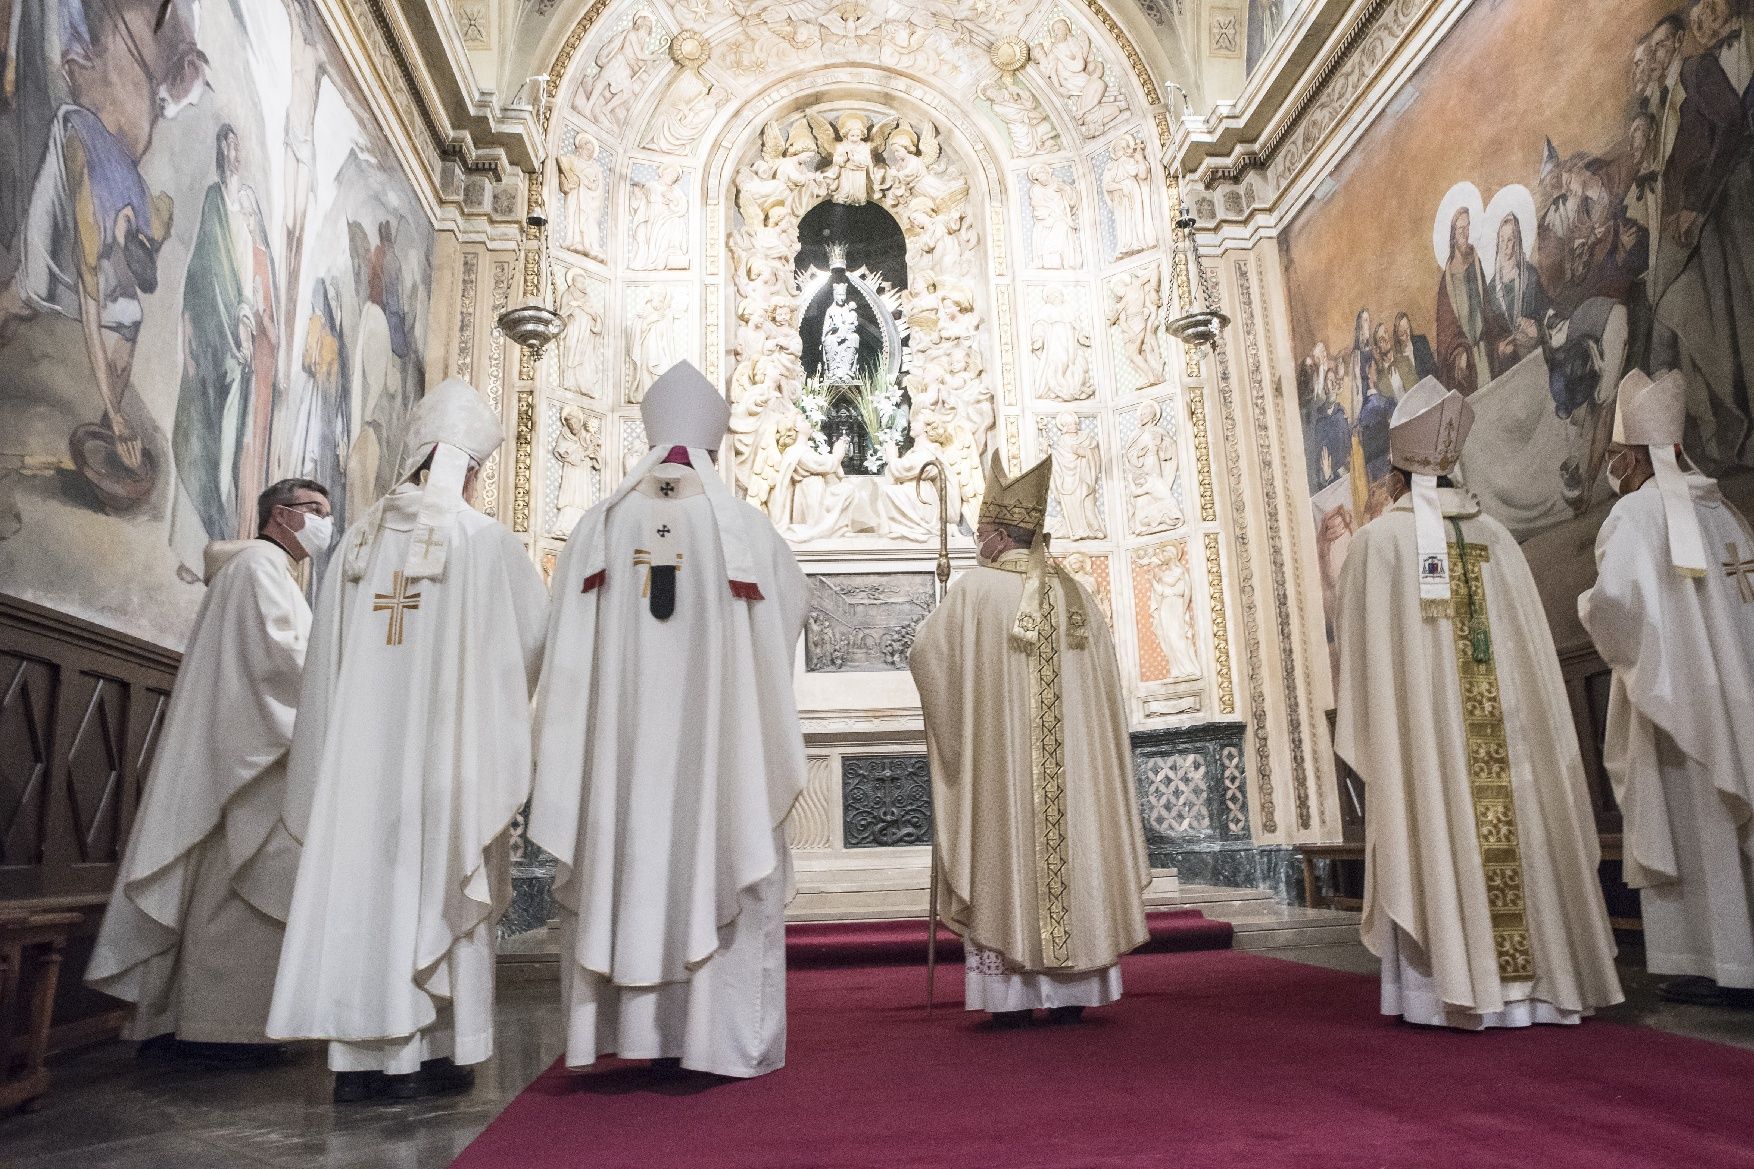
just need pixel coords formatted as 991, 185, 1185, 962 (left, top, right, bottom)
1000, 559, 1073, 967
373, 571, 423, 647
1726, 541, 1754, 604
1447, 540, 1536, 982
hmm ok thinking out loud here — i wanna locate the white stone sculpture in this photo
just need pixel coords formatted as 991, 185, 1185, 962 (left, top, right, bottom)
1048, 412, 1105, 539
549, 406, 602, 537
1036, 14, 1125, 137
626, 286, 688, 397
1028, 164, 1082, 270
874, 416, 952, 540
769, 417, 874, 540
1107, 265, 1165, 388
979, 74, 1059, 157
557, 270, 605, 394
1030, 288, 1094, 401
576, 10, 661, 130
1103, 135, 1152, 259
629, 164, 691, 271
556, 135, 606, 260
1121, 400, 1184, 535
822, 284, 862, 383
807, 111, 883, 206
647, 72, 723, 155
1147, 542, 1202, 680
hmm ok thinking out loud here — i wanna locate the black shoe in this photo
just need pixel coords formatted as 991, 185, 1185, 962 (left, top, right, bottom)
1045, 1006, 1086, 1025
136, 1033, 179, 1062
333, 1071, 387, 1103
989, 1010, 1031, 1030
382, 1058, 476, 1101
177, 1041, 293, 1069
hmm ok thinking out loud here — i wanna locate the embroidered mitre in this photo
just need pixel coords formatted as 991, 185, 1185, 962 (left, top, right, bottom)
1389, 376, 1474, 617
978, 450, 1052, 535
1613, 368, 1706, 577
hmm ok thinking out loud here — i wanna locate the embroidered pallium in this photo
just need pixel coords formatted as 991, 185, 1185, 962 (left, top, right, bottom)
1447, 541, 1535, 982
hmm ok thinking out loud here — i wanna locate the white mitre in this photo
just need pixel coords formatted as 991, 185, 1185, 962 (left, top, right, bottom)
1389, 376, 1475, 616
344, 377, 502, 581
1613, 368, 1707, 577
575, 361, 766, 600
642, 359, 731, 450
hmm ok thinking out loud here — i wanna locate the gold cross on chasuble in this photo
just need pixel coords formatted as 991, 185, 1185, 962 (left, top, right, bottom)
415, 526, 445, 558
373, 571, 423, 646
1725, 542, 1754, 604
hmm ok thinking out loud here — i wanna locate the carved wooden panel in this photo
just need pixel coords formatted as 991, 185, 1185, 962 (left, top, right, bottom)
0, 597, 179, 899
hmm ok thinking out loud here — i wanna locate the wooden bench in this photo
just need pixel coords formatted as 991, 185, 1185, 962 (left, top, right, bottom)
0, 906, 84, 1114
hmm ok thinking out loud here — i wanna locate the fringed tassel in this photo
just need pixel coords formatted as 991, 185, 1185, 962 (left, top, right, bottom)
1419, 597, 1451, 620
730, 579, 765, 601
580, 569, 606, 594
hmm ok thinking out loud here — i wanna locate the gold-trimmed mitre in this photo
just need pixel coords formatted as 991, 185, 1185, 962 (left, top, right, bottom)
978, 451, 1052, 534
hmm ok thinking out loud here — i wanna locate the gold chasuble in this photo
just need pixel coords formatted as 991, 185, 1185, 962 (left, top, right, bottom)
911, 455, 1149, 977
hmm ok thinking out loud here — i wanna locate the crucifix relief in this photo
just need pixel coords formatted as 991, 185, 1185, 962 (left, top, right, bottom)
373, 572, 423, 646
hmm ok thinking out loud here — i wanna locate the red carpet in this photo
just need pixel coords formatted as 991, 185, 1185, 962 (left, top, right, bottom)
784, 909, 1233, 967
454, 949, 1754, 1169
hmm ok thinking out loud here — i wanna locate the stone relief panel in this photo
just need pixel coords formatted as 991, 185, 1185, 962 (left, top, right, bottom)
1104, 263, 1168, 394
544, 401, 604, 539
1022, 163, 1084, 270
627, 161, 693, 271
1032, 8, 1130, 138
1037, 412, 1107, 540
643, 69, 728, 155
1131, 538, 1202, 684
555, 124, 613, 263
624, 283, 694, 401
842, 754, 933, 848
1096, 134, 1153, 264
619, 417, 648, 477
1025, 284, 1096, 403
785, 755, 836, 851
555, 266, 610, 397
569, 6, 668, 135
977, 72, 1061, 158
1053, 549, 1115, 627
804, 573, 935, 673
1116, 397, 1185, 536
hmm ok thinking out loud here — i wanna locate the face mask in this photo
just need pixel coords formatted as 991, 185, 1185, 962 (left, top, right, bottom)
293, 512, 334, 557
978, 530, 1007, 562
1606, 452, 1633, 496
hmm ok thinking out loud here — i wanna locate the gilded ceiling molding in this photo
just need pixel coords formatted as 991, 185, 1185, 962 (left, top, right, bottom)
543, 0, 618, 130
1074, 0, 1159, 105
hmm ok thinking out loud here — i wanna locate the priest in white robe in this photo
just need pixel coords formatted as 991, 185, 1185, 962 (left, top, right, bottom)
1579, 369, 1754, 1008
1336, 376, 1622, 1030
268, 378, 547, 1102
911, 452, 1149, 1026
87, 478, 332, 1064
530, 360, 807, 1079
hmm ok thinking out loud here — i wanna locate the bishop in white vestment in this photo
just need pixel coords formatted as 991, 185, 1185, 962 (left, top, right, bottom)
911, 453, 1150, 1025
1336, 377, 1622, 1029
1579, 369, 1754, 1004
530, 361, 807, 1079
268, 379, 547, 1101
87, 479, 332, 1059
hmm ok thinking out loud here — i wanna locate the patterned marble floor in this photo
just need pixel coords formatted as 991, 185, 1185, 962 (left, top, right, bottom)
3, 941, 1750, 1168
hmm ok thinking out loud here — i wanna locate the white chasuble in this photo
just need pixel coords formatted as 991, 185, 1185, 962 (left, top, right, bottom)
87, 541, 309, 1043
1336, 488, 1623, 1029
530, 462, 807, 1078
910, 552, 1150, 1011
1579, 475, 1754, 988
267, 484, 547, 1072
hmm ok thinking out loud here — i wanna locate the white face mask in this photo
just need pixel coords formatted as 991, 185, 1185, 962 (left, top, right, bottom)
1606, 451, 1634, 496
293, 512, 334, 557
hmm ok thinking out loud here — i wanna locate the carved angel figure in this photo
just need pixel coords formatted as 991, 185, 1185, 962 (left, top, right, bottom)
776, 117, 829, 218
808, 110, 886, 206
